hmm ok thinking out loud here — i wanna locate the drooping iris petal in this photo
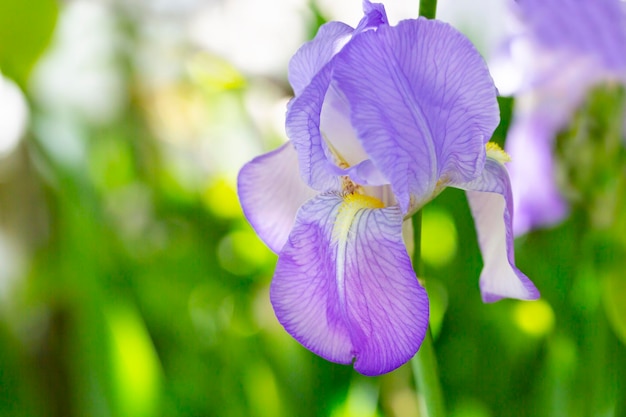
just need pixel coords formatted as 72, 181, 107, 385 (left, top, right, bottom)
270, 193, 428, 376
332, 18, 499, 212
286, 1, 389, 191
505, 115, 569, 235
237, 142, 317, 253
451, 153, 540, 302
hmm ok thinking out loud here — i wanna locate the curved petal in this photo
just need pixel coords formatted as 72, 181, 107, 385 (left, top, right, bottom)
288, 22, 354, 97
237, 142, 317, 253
286, 64, 339, 191
270, 193, 428, 376
287, 1, 389, 97
355, 0, 388, 33
286, 3, 390, 191
332, 18, 499, 212
319, 82, 369, 167
451, 154, 540, 302
505, 115, 569, 235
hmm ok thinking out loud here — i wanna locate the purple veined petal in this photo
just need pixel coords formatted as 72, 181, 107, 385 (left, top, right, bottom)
320, 83, 389, 187
270, 193, 429, 376
326, 159, 389, 187
505, 114, 569, 235
516, 0, 626, 72
288, 22, 354, 97
286, 64, 339, 191
288, 0, 389, 97
354, 0, 388, 33
237, 142, 318, 253
332, 18, 499, 212
286, 2, 390, 191
450, 150, 540, 302
344, 159, 389, 186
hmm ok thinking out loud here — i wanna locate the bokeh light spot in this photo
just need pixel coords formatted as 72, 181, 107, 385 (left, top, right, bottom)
0, 74, 28, 158
203, 178, 242, 219
243, 363, 283, 417
421, 208, 458, 267
217, 228, 274, 276
187, 53, 246, 92
330, 380, 380, 417
513, 299, 555, 337
106, 304, 161, 417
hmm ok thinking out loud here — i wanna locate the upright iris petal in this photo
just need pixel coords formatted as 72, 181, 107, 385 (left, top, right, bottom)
332, 18, 500, 211
238, 0, 538, 376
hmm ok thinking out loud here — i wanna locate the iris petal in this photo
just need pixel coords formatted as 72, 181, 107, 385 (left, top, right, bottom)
505, 115, 569, 235
288, 22, 354, 97
451, 156, 540, 302
271, 193, 428, 375
286, 2, 390, 191
237, 143, 317, 253
332, 18, 499, 212
517, 0, 626, 71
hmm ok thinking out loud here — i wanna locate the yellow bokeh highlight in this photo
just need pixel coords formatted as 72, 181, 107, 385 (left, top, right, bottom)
513, 299, 555, 337
218, 228, 275, 275
106, 304, 162, 417
243, 363, 283, 417
187, 52, 246, 92
203, 177, 243, 219
330, 381, 381, 417
421, 208, 458, 268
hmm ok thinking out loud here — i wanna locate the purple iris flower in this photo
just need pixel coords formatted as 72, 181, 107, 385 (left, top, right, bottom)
493, 0, 626, 235
238, 0, 539, 376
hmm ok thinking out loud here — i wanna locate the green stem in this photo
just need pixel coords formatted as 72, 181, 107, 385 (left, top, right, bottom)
411, 212, 446, 417
419, 0, 438, 19
411, 211, 423, 276
412, 331, 446, 417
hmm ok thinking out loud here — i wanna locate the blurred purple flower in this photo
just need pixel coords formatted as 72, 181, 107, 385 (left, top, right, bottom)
238, 0, 538, 375
493, 0, 626, 235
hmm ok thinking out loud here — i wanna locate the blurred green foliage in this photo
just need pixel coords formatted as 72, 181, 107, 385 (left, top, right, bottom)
0, 2, 625, 417
0, 0, 58, 87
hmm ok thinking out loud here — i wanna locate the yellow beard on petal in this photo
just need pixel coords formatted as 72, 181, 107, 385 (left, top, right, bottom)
333, 192, 385, 242
332, 192, 385, 308
486, 142, 511, 164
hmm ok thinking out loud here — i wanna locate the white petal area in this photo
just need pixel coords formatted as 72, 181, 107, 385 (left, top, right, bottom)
189, 0, 310, 76
237, 142, 317, 253
0, 75, 28, 157
452, 157, 539, 302
319, 82, 369, 167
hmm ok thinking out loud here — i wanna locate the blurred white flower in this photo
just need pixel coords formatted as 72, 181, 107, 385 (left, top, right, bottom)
30, 0, 126, 125
0, 74, 28, 158
437, 0, 509, 63
188, 0, 310, 76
